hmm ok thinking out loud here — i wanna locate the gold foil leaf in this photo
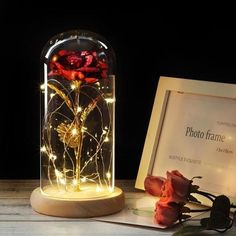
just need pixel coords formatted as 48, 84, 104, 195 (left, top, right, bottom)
47, 83, 74, 113
56, 122, 81, 148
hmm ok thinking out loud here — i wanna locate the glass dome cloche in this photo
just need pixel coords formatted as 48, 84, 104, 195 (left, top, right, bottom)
30, 30, 124, 217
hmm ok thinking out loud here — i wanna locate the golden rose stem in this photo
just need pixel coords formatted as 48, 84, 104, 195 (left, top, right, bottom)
74, 136, 82, 191
74, 80, 82, 191
74, 80, 82, 111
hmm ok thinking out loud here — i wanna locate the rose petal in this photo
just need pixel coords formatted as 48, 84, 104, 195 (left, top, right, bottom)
79, 67, 100, 73
168, 170, 189, 181
53, 62, 65, 70
98, 61, 108, 69
163, 170, 191, 203
144, 175, 166, 196
67, 55, 82, 67
84, 55, 94, 67
48, 71, 59, 77
101, 69, 108, 79
58, 50, 70, 56
62, 70, 76, 80
76, 71, 85, 80
81, 51, 89, 56
84, 77, 98, 83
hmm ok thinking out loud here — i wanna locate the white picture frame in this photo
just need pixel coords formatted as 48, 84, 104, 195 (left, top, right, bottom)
135, 76, 236, 205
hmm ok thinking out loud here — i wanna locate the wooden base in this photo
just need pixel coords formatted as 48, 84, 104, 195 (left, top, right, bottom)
30, 187, 125, 218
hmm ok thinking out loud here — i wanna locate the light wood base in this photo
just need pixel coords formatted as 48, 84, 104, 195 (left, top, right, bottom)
30, 187, 125, 218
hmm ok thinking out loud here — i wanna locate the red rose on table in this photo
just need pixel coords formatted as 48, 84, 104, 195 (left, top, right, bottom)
48, 50, 108, 83
145, 170, 236, 230
161, 170, 191, 204
145, 170, 192, 227
155, 200, 181, 227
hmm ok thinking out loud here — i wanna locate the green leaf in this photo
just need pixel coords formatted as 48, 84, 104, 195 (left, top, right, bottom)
207, 195, 231, 229
211, 195, 230, 216
172, 225, 206, 236
190, 185, 200, 193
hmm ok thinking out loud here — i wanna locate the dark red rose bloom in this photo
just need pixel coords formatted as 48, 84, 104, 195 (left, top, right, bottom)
48, 50, 108, 83
161, 170, 192, 204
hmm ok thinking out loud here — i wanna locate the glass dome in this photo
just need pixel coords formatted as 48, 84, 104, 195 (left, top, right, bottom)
40, 30, 115, 199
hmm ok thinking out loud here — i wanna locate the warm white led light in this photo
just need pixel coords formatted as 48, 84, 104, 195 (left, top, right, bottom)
81, 177, 86, 183
106, 172, 111, 179
52, 55, 58, 62
40, 84, 45, 90
55, 169, 63, 178
59, 178, 66, 185
81, 126, 87, 133
50, 93, 55, 98
49, 154, 57, 161
71, 128, 77, 136
40, 146, 46, 152
72, 179, 78, 186
71, 84, 76, 90
105, 98, 115, 103
77, 106, 82, 113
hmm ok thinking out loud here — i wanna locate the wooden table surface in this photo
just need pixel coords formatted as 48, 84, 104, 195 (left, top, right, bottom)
0, 180, 235, 236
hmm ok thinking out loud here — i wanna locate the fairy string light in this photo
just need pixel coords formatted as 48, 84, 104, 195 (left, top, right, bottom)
40, 49, 114, 193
